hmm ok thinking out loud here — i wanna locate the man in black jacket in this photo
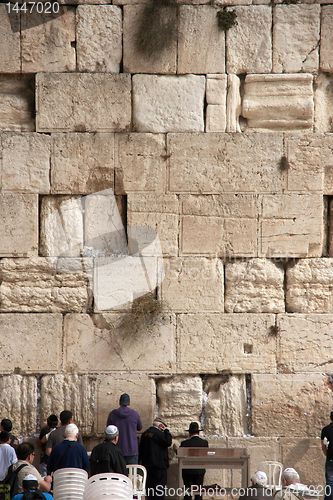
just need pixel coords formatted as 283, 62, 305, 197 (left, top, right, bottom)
139, 417, 172, 500
90, 425, 127, 476
180, 422, 208, 500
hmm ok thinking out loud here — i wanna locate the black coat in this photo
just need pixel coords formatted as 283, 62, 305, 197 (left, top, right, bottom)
180, 435, 209, 477
139, 426, 172, 470
90, 440, 127, 476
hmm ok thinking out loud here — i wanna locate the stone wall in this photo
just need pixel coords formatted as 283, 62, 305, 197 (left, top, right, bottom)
1, 0, 333, 491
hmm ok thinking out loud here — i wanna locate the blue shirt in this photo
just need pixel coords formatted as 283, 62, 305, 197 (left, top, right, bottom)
13, 493, 53, 500
47, 440, 89, 475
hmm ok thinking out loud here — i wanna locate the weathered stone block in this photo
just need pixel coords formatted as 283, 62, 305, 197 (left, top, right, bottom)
77, 6, 122, 72
330, 201, 333, 256
1, 133, 50, 193
0, 6, 20, 73
252, 374, 332, 437
280, 439, 325, 485
0, 76, 35, 132
273, 5, 320, 73
65, 313, 175, 372
21, 8, 75, 72
225, 259, 284, 313
178, 6, 225, 73
41, 374, 97, 435
51, 133, 114, 194
36, 73, 131, 132
314, 74, 333, 133
286, 259, 333, 313
159, 258, 224, 312
0, 375, 37, 436
0, 314, 62, 373
242, 74, 314, 130
115, 133, 166, 194
0, 193, 38, 257
206, 106, 227, 133
320, 6, 333, 72
206, 76, 227, 105
326, 164, 333, 196
178, 313, 276, 373
226, 6, 272, 74
226, 74, 241, 132
133, 75, 205, 133
0, 258, 92, 312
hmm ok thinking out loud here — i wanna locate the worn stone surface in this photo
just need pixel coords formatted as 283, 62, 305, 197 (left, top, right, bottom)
330, 201, 333, 256
0, 6, 20, 73
133, 75, 205, 133
21, 9, 75, 72
314, 74, 333, 133
0, 258, 92, 312
226, 74, 241, 132
36, 73, 131, 132
280, 439, 325, 485
1, 133, 51, 193
226, 6, 272, 74
64, 313, 176, 372
252, 374, 332, 437
286, 259, 333, 313
273, 5, 320, 73
206, 105, 226, 133
326, 161, 333, 196
178, 313, 276, 373
0, 193, 38, 257
178, 6, 225, 74
242, 74, 314, 130
0, 76, 35, 132
51, 133, 114, 194
0, 375, 37, 436
225, 259, 285, 313
77, 6, 122, 72
206, 76, 227, 105
320, 6, 333, 73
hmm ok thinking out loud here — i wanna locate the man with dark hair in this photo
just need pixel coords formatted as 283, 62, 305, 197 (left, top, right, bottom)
38, 415, 58, 476
1, 419, 19, 450
90, 425, 127, 476
180, 422, 208, 500
12, 474, 53, 500
0, 431, 17, 481
106, 393, 142, 464
45, 410, 82, 456
13, 443, 52, 494
321, 411, 333, 500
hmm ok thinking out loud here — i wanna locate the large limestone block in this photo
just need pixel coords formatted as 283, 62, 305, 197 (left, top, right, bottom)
51, 133, 114, 194
314, 74, 333, 133
206, 76, 227, 105
286, 259, 333, 313
41, 374, 97, 435
326, 159, 333, 196
278, 314, 333, 373
226, 74, 241, 132
64, 313, 176, 372
115, 133, 166, 194
0, 258, 93, 312
226, 6, 272, 74
252, 374, 332, 437
157, 376, 203, 435
206, 106, 227, 133
0, 6, 20, 72
123, 4, 177, 73
133, 75, 205, 132
0, 76, 35, 131
260, 193, 323, 258
77, 6, 122, 72
0, 375, 37, 436
320, 7, 333, 72
273, 5, 320, 73
228, 437, 281, 480
178, 313, 277, 373
178, 6, 225, 73
0, 193, 38, 257
168, 133, 284, 193
280, 439, 325, 485
159, 258, 224, 312
0, 314, 62, 373
97, 374, 155, 433
242, 74, 314, 130
21, 8, 75, 72
225, 259, 284, 313
36, 73, 131, 132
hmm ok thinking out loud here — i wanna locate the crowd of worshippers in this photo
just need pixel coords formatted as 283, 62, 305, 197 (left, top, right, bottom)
0, 395, 331, 500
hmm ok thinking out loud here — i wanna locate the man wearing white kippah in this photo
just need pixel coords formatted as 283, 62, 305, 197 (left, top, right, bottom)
90, 425, 127, 476
238, 470, 272, 500
12, 474, 53, 500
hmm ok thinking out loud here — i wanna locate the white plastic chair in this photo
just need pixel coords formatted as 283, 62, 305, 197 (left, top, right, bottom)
83, 473, 133, 500
260, 461, 283, 491
126, 465, 147, 500
53, 467, 88, 500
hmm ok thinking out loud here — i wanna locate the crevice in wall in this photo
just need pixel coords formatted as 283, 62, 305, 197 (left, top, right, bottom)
245, 373, 252, 436
324, 196, 332, 257
38, 194, 43, 257
36, 374, 42, 434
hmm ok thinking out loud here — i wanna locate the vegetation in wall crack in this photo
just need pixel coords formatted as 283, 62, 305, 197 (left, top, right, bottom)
216, 9, 237, 32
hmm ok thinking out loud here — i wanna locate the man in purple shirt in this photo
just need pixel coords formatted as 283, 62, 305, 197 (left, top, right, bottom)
106, 393, 142, 464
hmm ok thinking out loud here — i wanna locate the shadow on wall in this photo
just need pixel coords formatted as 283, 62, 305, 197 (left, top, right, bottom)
5, 3, 67, 32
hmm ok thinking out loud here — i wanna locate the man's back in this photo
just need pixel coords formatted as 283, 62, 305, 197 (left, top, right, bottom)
90, 441, 127, 476
0, 443, 17, 481
47, 440, 89, 474
139, 426, 172, 470
180, 435, 208, 476
12, 491, 53, 500
107, 406, 142, 457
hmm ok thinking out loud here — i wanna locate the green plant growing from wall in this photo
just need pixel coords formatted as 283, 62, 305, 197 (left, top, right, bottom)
216, 9, 237, 31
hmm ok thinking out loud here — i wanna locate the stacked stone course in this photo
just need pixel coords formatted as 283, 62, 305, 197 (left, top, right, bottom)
1, 0, 333, 490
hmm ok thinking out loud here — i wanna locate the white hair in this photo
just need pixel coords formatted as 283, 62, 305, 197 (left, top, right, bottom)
282, 468, 300, 485
64, 423, 79, 438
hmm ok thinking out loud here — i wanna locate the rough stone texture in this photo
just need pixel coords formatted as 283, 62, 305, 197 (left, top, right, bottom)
64, 313, 176, 372
278, 314, 333, 373
326, 160, 333, 196
36, 73, 131, 132
0, 6, 20, 73
273, 5, 320, 73
51, 133, 114, 194
286, 259, 333, 313
242, 74, 314, 130
0, 258, 93, 313
0, 76, 35, 132
314, 74, 333, 133
226, 6, 272, 74
0, 193, 38, 257
0, 375, 37, 436
133, 75, 205, 133
123, 4, 177, 74
252, 374, 332, 437
41, 374, 97, 435
115, 133, 166, 194
206, 76, 227, 105
320, 6, 333, 73
159, 258, 224, 312
178, 314, 277, 373
0, 314, 62, 373
21, 9, 76, 72
225, 259, 285, 313
157, 376, 203, 435
280, 439, 325, 486
178, 6, 225, 74
330, 201, 333, 256
226, 74, 241, 133
77, 6, 122, 72
1, 133, 51, 193
206, 106, 227, 133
